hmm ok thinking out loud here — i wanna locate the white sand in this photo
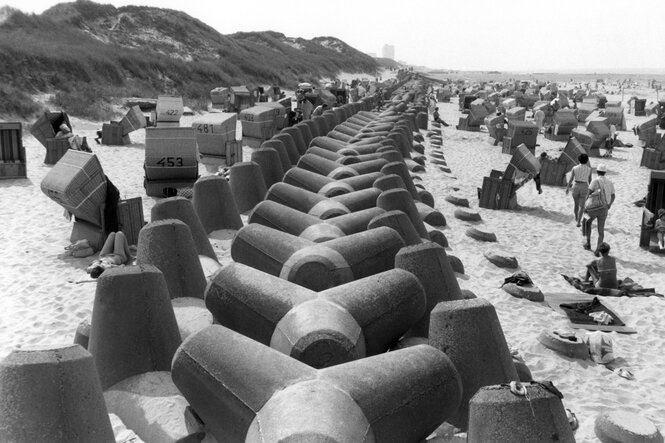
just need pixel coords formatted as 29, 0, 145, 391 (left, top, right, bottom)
1, 83, 664, 442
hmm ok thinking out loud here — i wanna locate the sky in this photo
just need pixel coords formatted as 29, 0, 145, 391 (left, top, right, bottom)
2, 0, 665, 73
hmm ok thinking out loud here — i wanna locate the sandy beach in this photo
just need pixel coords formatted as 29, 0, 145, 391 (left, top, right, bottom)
1, 78, 664, 442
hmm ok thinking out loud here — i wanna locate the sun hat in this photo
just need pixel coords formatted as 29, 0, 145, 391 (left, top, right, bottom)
596, 164, 607, 173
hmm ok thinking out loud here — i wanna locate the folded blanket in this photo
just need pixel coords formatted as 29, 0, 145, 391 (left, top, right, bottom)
561, 274, 664, 298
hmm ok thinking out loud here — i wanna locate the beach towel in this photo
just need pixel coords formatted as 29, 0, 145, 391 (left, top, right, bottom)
559, 297, 625, 327
561, 274, 663, 298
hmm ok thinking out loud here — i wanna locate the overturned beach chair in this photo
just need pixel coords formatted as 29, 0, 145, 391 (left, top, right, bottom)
40, 150, 109, 250
479, 144, 539, 210
639, 171, 665, 253
30, 110, 74, 165
0, 122, 27, 179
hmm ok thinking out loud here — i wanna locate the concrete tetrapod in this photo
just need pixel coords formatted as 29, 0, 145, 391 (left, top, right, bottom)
205, 264, 426, 367
88, 264, 182, 389
297, 153, 359, 180
0, 344, 115, 443
150, 196, 218, 261
250, 199, 384, 241
377, 188, 430, 240
192, 175, 243, 234
136, 219, 207, 299
282, 166, 353, 197
248, 200, 346, 242
250, 147, 284, 188
293, 121, 314, 147
395, 242, 464, 337
171, 325, 462, 443
429, 298, 519, 430
280, 126, 308, 155
265, 181, 350, 219
272, 133, 301, 165
381, 161, 422, 201
231, 223, 405, 291
261, 139, 292, 173
367, 209, 423, 246
468, 383, 575, 443
228, 161, 268, 214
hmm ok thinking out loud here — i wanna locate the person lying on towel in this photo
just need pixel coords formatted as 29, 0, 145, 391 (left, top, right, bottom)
584, 242, 618, 289
86, 231, 132, 278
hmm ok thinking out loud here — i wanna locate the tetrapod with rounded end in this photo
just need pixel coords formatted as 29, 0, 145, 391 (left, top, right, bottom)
416, 201, 447, 227
368, 209, 423, 246
150, 196, 217, 261
261, 139, 292, 173
282, 167, 353, 197
297, 153, 358, 179
192, 175, 243, 234
280, 126, 308, 155
468, 382, 575, 443
250, 147, 284, 188
293, 122, 314, 147
228, 161, 268, 213
206, 263, 426, 367
325, 207, 385, 235
309, 135, 347, 152
381, 161, 422, 201
377, 188, 430, 240
0, 344, 115, 442
272, 133, 300, 165
395, 242, 464, 337
231, 224, 404, 291
136, 219, 207, 299
429, 298, 519, 430
88, 264, 182, 389
266, 181, 350, 219
339, 171, 384, 191
330, 187, 381, 212
171, 325, 462, 443
249, 200, 345, 242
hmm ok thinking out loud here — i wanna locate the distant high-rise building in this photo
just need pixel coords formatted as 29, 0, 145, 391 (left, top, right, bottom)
382, 44, 395, 60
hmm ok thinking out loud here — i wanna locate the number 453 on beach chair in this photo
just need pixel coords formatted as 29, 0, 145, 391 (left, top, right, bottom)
144, 127, 199, 198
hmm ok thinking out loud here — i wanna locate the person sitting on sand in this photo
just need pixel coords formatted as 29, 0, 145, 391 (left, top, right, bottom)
86, 231, 132, 278
584, 242, 618, 289
432, 107, 450, 127
653, 208, 665, 250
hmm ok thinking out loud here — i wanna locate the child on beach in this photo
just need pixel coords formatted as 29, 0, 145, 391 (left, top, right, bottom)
86, 231, 133, 278
654, 208, 665, 249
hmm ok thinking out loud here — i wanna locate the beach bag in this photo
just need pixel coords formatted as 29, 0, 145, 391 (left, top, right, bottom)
585, 188, 607, 217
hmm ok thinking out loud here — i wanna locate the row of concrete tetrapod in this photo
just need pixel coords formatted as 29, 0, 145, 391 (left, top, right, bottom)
0, 80, 575, 442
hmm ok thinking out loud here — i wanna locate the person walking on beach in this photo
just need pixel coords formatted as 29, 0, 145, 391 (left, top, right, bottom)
583, 164, 615, 254
566, 153, 592, 227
